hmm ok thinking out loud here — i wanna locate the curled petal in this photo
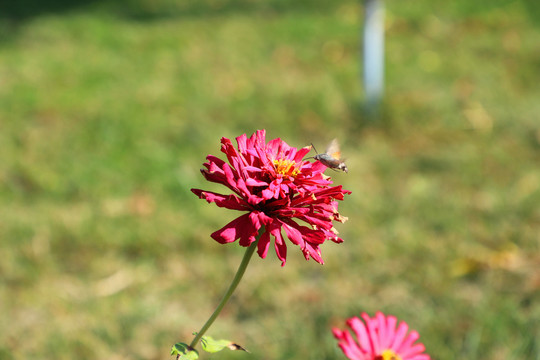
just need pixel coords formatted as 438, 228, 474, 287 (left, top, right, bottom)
257, 230, 271, 259
280, 221, 303, 246
211, 213, 259, 245
267, 220, 287, 266
245, 177, 268, 187
303, 242, 324, 264
298, 213, 334, 230
257, 211, 274, 225
191, 189, 248, 211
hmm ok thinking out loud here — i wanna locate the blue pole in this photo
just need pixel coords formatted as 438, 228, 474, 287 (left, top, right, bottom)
363, 0, 385, 112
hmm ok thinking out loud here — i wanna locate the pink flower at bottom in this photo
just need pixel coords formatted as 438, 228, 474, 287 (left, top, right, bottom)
332, 312, 431, 360
191, 130, 350, 266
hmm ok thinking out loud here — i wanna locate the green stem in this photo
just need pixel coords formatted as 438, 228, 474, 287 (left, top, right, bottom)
189, 236, 259, 349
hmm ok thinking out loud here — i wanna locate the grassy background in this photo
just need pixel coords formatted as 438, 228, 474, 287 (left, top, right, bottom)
1, 0, 539, 359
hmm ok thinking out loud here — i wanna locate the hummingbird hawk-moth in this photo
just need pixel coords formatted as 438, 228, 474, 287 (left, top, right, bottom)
313, 139, 348, 173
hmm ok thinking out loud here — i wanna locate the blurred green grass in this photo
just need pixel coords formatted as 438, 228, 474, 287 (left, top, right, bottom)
1, 0, 539, 359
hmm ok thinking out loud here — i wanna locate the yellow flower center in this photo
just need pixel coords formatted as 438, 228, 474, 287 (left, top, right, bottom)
273, 159, 300, 177
375, 350, 402, 360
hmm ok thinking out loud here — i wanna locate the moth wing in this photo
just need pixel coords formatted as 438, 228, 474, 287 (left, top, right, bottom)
325, 138, 342, 160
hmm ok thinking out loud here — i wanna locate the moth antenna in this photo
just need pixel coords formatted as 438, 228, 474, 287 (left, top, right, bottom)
310, 143, 319, 154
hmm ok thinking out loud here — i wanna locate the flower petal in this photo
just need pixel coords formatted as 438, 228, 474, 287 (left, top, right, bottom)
332, 327, 365, 360
245, 177, 268, 187
191, 189, 248, 211
257, 229, 271, 259
293, 145, 312, 163
211, 213, 257, 244
238, 211, 263, 247
267, 220, 287, 266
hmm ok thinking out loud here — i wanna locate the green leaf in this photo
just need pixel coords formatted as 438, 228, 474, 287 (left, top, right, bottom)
200, 336, 248, 353
170, 343, 199, 359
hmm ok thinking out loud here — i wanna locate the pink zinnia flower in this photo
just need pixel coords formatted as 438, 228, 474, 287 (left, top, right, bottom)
191, 130, 350, 266
332, 312, 431, 360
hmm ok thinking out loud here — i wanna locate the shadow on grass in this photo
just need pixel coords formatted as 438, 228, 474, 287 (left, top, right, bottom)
0, 0, 346, 42
2, 0, 539, 23
2, 0, 538, 35
1, 0, 343, 22
0, 0, 100, 20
